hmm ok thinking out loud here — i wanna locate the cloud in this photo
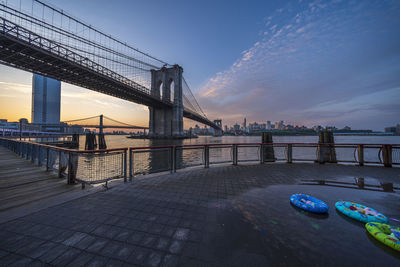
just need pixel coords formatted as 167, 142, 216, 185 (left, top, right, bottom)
196, 0, 400, 130
0, 82, 30, 95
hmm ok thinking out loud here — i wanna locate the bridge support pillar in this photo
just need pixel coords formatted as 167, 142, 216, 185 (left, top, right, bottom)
149, 65, 184, 138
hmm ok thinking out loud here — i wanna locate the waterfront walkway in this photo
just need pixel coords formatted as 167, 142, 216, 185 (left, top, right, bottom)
0, 162, 399, 266
0, 147, 88, 223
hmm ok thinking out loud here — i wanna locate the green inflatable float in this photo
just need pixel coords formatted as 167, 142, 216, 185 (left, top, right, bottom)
366, 222, 400, 252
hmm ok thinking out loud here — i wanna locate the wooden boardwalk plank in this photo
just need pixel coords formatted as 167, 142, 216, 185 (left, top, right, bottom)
0, 146, 82, 213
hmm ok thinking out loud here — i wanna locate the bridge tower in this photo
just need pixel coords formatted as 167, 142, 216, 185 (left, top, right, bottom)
98, 114, 107, 149
99, 114, 104, 134
149, 65, 184, 138
213, 119, 223, 136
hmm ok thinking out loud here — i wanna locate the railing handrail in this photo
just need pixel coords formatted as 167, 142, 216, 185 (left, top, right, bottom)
0, 137, 127, 153
2, 136, 399, 153
129, 142, 400, 151
2, 137, 398, 187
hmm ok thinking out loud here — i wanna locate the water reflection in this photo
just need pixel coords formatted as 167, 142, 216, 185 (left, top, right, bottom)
212, 184, 400, 265
365, 231, 400, 259
138, 139, 184, 174
301, 178, 398, 193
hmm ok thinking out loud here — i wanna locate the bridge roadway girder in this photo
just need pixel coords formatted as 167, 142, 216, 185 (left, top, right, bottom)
69, 125, 148, 130
0, 20, 222, 131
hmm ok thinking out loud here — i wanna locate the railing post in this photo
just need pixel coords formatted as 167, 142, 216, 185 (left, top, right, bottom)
172, 146, 177, 172
129, 148, 133, 181
67, 152, 76, 184
58, 150, 62, 178
357, 145, 364, 166
123, 149, 127, 183
382, 144, 392, 168
259, 144, 264, 164
31, 144, 35, 163
46, 147, 50, 171
287, 144, 293, 163
38, 146, 42, 166
204, 145, 209, 168
233, 144, 238, 165
316, 144, 324, 164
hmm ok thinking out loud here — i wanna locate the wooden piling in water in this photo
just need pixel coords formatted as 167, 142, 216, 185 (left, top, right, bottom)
317, 130, 337, 163
72, 133, 79, 149
98, 133, 107, 149
85, 132, 97, 150
262, 132, 275, 162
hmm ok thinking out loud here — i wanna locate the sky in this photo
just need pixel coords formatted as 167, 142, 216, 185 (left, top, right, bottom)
0, 0, 399, 130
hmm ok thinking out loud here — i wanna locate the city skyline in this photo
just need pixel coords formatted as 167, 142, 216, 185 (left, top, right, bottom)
0, 0, 399, 130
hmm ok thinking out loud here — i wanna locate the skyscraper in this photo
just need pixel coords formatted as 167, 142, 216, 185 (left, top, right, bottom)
31, 74, 61, 124
243, 117, 247, 130
267, 121, 271, 130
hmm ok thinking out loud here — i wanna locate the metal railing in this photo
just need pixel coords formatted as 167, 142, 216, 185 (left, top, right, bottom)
0, 137, 127, 187
1, 137, 398, 187
129, 143, 400, 179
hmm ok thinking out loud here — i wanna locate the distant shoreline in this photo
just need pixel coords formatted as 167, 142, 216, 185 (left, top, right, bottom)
196, 133, 397, 137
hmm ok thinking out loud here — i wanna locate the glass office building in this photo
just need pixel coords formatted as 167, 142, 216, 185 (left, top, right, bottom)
31, 74, 61, 124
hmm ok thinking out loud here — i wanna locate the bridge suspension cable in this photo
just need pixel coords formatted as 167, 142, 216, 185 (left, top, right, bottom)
182, 77, 207, 119
34, 0, 167, 65
0, 4, 160, 70
103, 116, 139, 127
62, 115, 100, 123
0, 0, 216, 128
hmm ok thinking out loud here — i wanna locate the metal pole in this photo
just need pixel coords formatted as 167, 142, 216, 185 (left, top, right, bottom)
233, 145, 238, 165
357, 145, 364, 166
287, 144, 293, 163
31, 144, 35, 163
38, 146, 42, 166
129, 148, 133, 181
169, 147, 173, 173
67, 152, 76, 184
123, 149, 127, 183
172, 146, 177, 172
204, 145, 209, 168
259, 144, 264, 164
58, 150, 62, 178
46, 147, 50, 171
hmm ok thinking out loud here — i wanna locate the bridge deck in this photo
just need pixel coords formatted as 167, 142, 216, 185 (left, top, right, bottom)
0, 146, 85, 219
0, 18, 221, 130
0, 163, 399, 265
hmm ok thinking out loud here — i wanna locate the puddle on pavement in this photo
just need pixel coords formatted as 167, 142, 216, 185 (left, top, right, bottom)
300, 176, 400, 193
206, 179, 400, 266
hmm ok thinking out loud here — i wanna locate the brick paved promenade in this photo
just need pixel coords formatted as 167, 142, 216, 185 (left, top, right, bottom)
0, 163, 399, 266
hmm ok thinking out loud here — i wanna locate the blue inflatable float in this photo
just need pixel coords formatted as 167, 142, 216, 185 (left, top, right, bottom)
335, 201, 388, 223
290, 194, 329, 213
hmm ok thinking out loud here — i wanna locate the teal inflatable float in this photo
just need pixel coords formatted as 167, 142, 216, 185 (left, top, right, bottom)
335, 201, 388, 223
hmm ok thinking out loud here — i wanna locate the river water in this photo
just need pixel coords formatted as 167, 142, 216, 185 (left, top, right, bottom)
81, 135, 400, 150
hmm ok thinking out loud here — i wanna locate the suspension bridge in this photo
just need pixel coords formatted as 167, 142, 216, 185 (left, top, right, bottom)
63, 115, 148, 131
0, 0, 222, 138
